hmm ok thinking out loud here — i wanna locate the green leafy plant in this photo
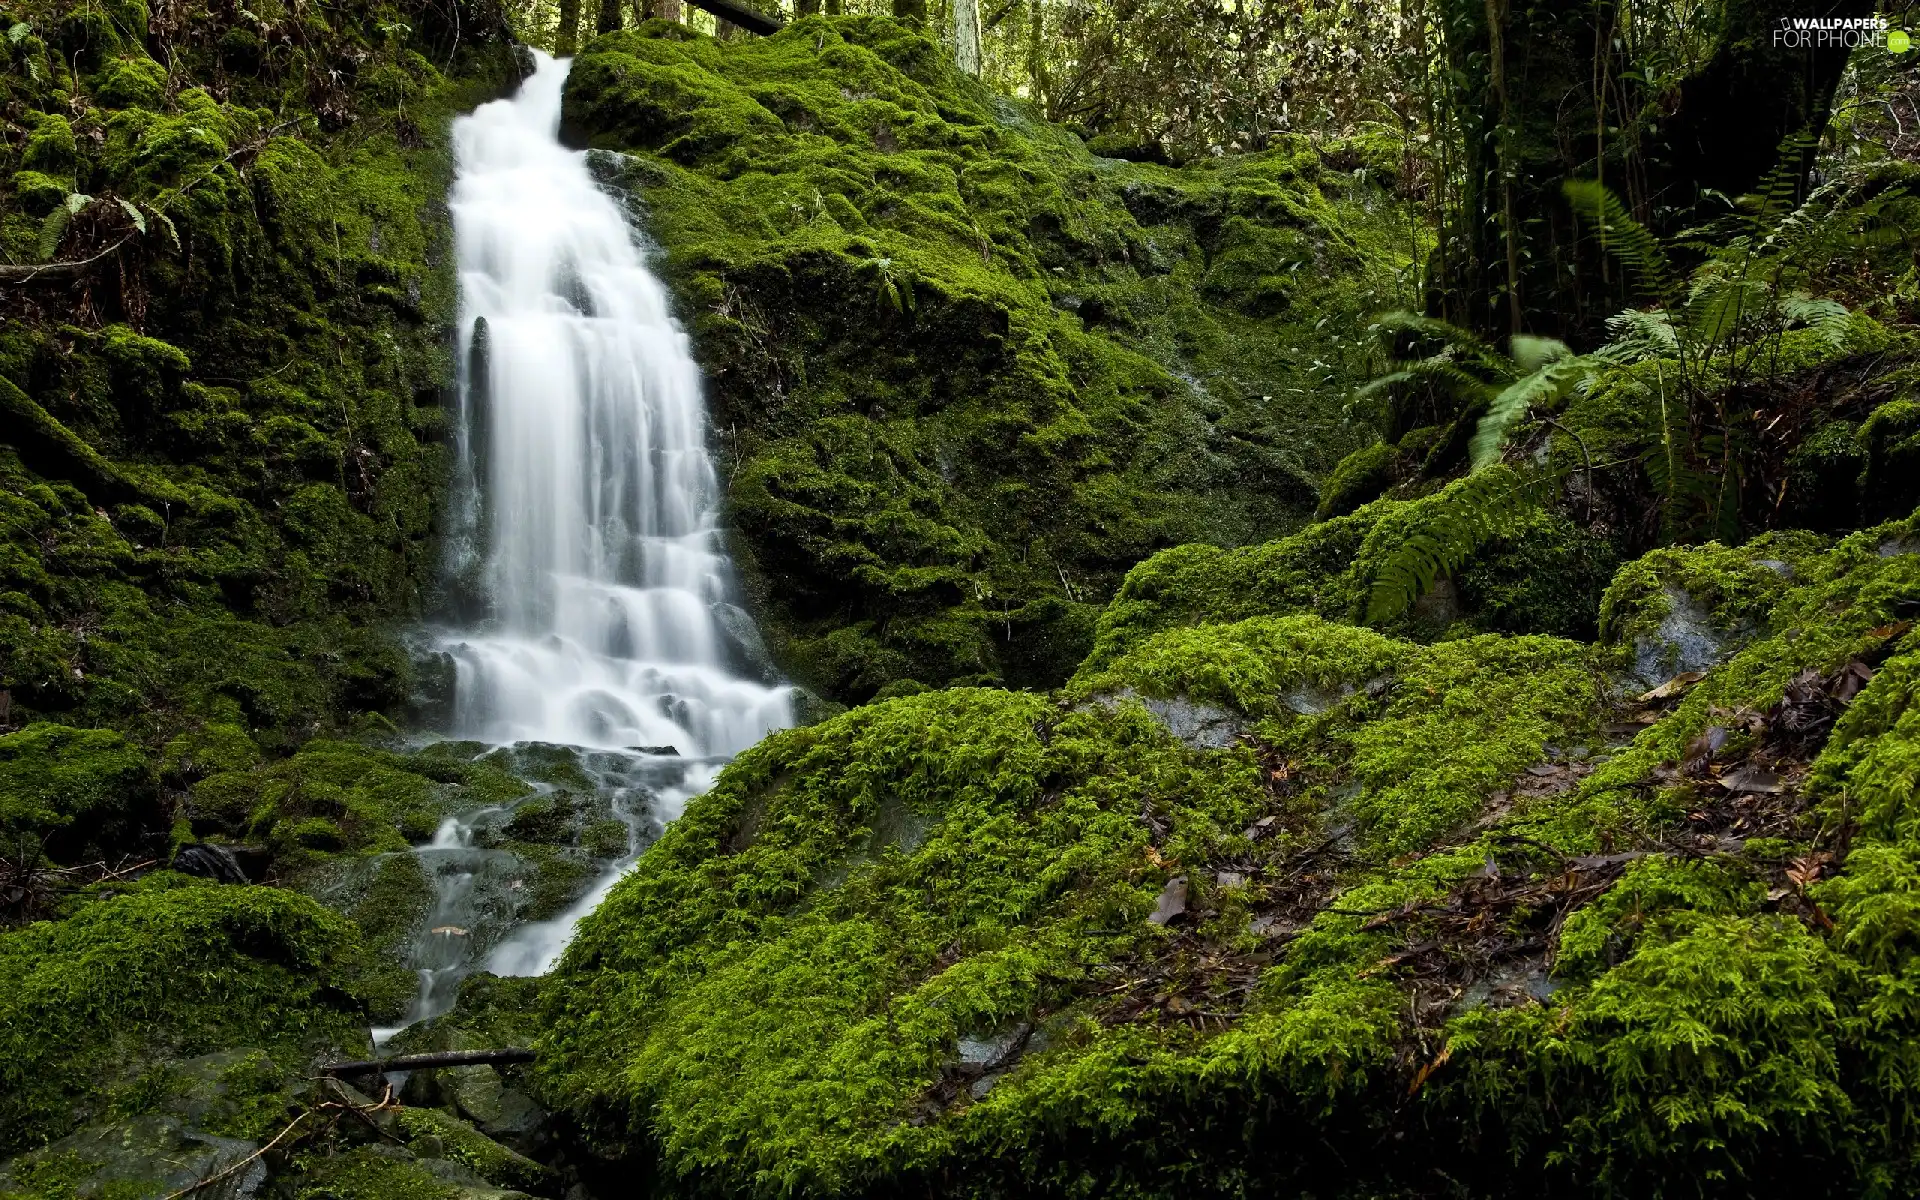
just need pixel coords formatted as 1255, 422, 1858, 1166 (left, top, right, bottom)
1362, 464, 1557, 626
1358, 312, 1592, 473
1563, 135, 1880, 538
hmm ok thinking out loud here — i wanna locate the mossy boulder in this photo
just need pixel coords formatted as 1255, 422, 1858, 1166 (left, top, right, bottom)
190, 739, 530, 868
1314, 439, 1392, 518
560, 16, 1412, 700
0, 0, 522, 767
0, 883, 371, 1155
0, 723, 157, 864
1597, 532, 1828, 688
537, 507, 1920, 1196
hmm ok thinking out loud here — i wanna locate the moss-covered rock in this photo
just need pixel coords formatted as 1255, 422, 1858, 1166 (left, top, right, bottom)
0, 883, 370, 1155
535, 506, 1920, 1196
0, 723, 157, 865
0, 0, 521, 784
560, 16, 1413, 701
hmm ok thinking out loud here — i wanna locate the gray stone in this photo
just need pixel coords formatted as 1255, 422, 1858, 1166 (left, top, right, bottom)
0, 1115, 264, 1200
713, 602, 782, 682
446, 1063, 507, 1126
1098, 689, 1246, 750
1629, 585, 1737, 690
1879, 537, 1920, 557
957, 1023, 1030, 1069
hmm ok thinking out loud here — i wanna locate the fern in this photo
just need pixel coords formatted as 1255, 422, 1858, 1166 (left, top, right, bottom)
1468, 350, 1582, 472
1362, 466, 1555, 626
1563, 180, 1677, 304
1780, 293, 1854, 350
1592, 309, 1678, 365
1359, 316, 1591, 475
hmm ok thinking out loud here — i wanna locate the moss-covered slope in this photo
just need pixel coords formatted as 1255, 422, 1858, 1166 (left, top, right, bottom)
560, 17, 1412, 700
539, 502, 1920, 1197
1, 0, 518, 753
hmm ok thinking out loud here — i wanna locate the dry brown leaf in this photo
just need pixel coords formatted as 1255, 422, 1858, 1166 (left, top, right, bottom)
1407, 1046, 1452, 1096
1638, 671, 1708, 702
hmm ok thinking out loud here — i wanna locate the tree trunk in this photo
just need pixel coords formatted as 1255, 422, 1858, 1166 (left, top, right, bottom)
555, 0, 581, 53
952, 0, 981, 75
598, 0, 624, 34
1026, 0, 1045, 106
660, 0, 681, 21
826, 0, 842, 14
892, 0, 926, 25
796, 0, 820, 14
1439, 0, 1874, 345
1647, 0, 1876, 216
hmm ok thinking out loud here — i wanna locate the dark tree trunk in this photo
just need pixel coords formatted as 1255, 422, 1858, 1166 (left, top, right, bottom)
892, 0, 927, 24
1442, 0, 1621, 342
598, 0, 624, 34
1646, 0, 1876, 217
796, 0, 821, 15
1439, 0, 1868, 346
555, 0, 581, 53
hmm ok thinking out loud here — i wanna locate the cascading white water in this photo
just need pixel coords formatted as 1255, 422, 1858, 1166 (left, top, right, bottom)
373, 54, 793, 1032
439, 53, 791, 760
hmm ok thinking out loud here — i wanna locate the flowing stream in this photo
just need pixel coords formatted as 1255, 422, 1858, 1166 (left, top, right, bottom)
379, 53, 791, 1038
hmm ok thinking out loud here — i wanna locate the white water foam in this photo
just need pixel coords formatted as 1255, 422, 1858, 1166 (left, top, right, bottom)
438, 50, 791, 757
383, 54, 792, 1029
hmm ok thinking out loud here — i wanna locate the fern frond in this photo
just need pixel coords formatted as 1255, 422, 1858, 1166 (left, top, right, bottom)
1371, 310, 1508, 372
1781, 293, 1854, 350
1508, 335, 1572, 373
1593, 309, 1679, 364
1740, 130, 1817, 233
1564, 180, 1677, 304
1467, 358, 1588, 473
1679, 276, 1765, 353
1362, 466, 1554, 626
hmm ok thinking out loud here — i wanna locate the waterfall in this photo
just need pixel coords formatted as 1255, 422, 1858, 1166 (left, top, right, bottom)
382, 53, 791, 1035
440, 52, 791, 759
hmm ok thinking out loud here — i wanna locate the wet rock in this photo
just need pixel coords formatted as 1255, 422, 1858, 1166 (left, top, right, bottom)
0, 1115, 264, 1200
1880, 537, 1920, 557
1628, 585, 1737, 690
172, 842, 252, 884
957, 1024, 1030, 1069
713, 601, 782, 682
395, 1107, 550, 1192
1098, 689, 1246, 749
296, 1144, 533, 1200
446, 1063, 505, 1125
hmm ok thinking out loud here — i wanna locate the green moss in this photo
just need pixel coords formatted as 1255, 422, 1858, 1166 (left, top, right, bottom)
562, 16, 1414, 699
1860, 396, 1920, 521
89, 54, 164, 108
1315, 440, 1393, 519
0, 723, 156, 865
0, 885, 369, 1154
394, 1108, 548, 1190
281, 1149, 467, 1200
9, 170, 67, 217
528, 502, 1920, 1195
20, 114, 76, 175
1597, 533, 1829, 652
191, 739, 530, 869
